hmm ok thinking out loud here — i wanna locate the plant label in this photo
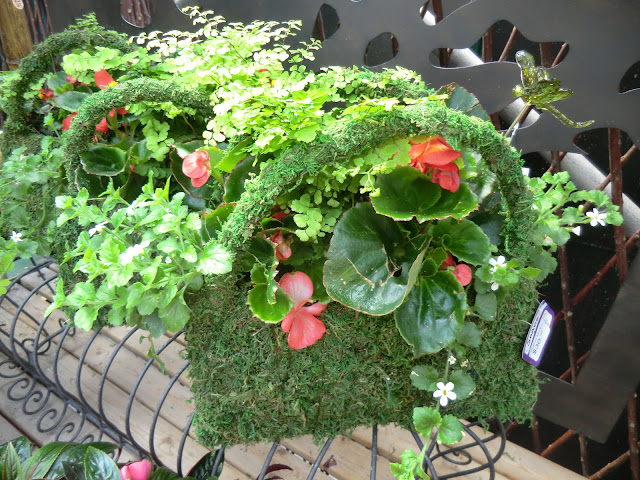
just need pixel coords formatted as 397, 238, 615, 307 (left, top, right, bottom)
522, 301, 554, 367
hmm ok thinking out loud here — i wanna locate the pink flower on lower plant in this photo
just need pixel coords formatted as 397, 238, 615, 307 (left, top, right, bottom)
120, 460, 152, 480
62, 112, 77, 131
440, 253, 472, 286
95, 117, 109, 133
279, 272, 327, 350
270, 231, 292, 260
182, 150, 211, 188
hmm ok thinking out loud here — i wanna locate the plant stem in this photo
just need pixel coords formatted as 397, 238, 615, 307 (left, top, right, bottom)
504, 105, 528, 139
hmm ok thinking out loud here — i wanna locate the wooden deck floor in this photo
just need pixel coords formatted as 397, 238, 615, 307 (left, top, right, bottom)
0, 264, 585, 480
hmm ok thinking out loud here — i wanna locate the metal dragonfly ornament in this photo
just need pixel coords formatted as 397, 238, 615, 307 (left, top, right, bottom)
507, 50, 593, 138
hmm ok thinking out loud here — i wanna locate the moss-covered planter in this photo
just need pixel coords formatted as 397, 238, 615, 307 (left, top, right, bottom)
184, 104, 540, 447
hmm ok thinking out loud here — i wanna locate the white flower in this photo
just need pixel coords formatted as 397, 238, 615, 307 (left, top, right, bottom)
460, 359, 469, 368
124, 199, 148, 217
119, 240, 150, 265
447, 355, 457, 365
165, 257, 172, 264
489, 255, 506, 273
491, 282, 500, 291
521, 167, 531, 177
88, 221, 108, 237
10, 231, 23, 242
586, 208, 607, 227
572, 226, 582, 236
433, 381, 457, 407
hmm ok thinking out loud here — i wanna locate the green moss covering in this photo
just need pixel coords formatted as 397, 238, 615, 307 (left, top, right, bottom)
186, 101, 540, 447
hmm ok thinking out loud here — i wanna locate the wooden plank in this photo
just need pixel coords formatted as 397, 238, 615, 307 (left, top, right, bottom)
0, 0, 33, 69
0, 410, 24, 443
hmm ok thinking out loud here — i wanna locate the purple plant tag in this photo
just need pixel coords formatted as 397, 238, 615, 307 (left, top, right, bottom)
522, 301, 555, 367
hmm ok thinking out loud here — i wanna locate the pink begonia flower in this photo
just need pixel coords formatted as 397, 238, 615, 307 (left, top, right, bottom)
440, 253, 472, 286
270, 231, 292, 261
95, 117, 109, 133
120, 460, 152, 480
408, 136, 462, 192
95, 69, 118, 89
109, 107, 128, 117
182, 150, 211, 188
279, 272, 327, 350
62, 112, 77, 131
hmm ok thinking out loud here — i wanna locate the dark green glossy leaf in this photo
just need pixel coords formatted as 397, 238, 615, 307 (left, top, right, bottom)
149, 467, 182, 480
415, 183, 478, 221
62, 461, 84, 480
187, 449, 224, 480
2, 442, 21, 480
371, 167, 441, 221
48, 443, 118, 480
410, 365, 438, 391
394, 272, 467, 356
437, 83, 490, 121
247, 284, 292, 323
80, 147, 126, 176
131, 140, 154, 162
203, 204, 235, 242
83, 447, 119, 480
52, 91, 90, 112
431, 218, 490, 265
437, 416, 463, 445
21, 442, 76, 480
48, 72, 69, 90
0, 437, 30, 466
324, 203, 414, 315
223, 156, 259, 203
413, 406, 442, 437
449, 370, 476, 400
214, 137, 252, 173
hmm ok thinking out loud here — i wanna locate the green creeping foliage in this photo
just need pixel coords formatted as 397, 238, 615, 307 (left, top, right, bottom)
61, 77, 215, 187
0, 14, 134, 157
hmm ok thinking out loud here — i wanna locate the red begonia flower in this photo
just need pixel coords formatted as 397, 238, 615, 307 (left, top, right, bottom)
271, 210, 288, 221
454, 264, 472, 286
120, 460, 152, 480
95, 69, 118, 89
38, 88, 54, 100
95, 117, 109, 133
409, 136, 462, 168
279, 272, 327, 350
441, 253, 456, 268
431, 163, 460, 192
66, 74, 77, 84
62, 112, 77, 131
109, 107, 128, 117
270, 231, 292, 261
182, 150, 211, 188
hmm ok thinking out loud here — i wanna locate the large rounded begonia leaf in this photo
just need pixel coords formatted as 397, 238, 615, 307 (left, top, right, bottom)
80, 146, 126, 176
324, 202, 415, 315
394, 272, 467, 357
371, 167, 441, 221
431, 218, 491, 265
417, 183, 478, 221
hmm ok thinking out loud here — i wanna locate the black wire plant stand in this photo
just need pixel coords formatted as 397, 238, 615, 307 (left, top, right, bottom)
0, 258, 507, 479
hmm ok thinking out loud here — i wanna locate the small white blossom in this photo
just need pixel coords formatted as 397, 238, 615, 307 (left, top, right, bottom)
489, 255, 506, 273
521, 167, 531, 176
433, 381, 457, 407
491, 282, 500, 291
119, 240, 150, 265
572, 226, 582, 236
447, 355, 457, 365
88, 221, 108, 237
586, 208, 607, 227
10, 231, 23, 242
124, 199, 148, 217
165, 257, 172, 264
460, 359, 469, 368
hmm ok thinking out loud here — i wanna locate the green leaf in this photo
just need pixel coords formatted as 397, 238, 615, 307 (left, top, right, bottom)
137, 290, 158, 316
187, 449, 224, 480
149, 467, 183, 480
214, 137, 252, 173
415, 183, 478, 221
61, 461, 84, 480
126, 282, 146, 310
0, 438, 30, 466
437, 83, 490, 121
410, 365, 438, 391
73, 305, 100, 330
196, 243, 232, 275
473, 293, 497, 321
324, 203, 415, 315
449, 370, 476, 400
223, 156, 259, 203
292, 124, 321, 143
455, 322, 482, 347
74, 167, 112, 198
80, 147, 126, 177
203, 204, 235, 242
399, 450, 421, 472
389, 463, 412, 480
52, 91, 90, 112
21, 442, 76, 480
49, 443, 118, 480
413, 406, 442, 437
520, 267, 541, 279
247, 285, 292, 323
431, 218, 490, 265
371, 167, 441, 221
437, 416, 463, 445
2, 442, 22, 480
83, 447, 120, 480
158, 296, 190, 331
394, 272, 467, 356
